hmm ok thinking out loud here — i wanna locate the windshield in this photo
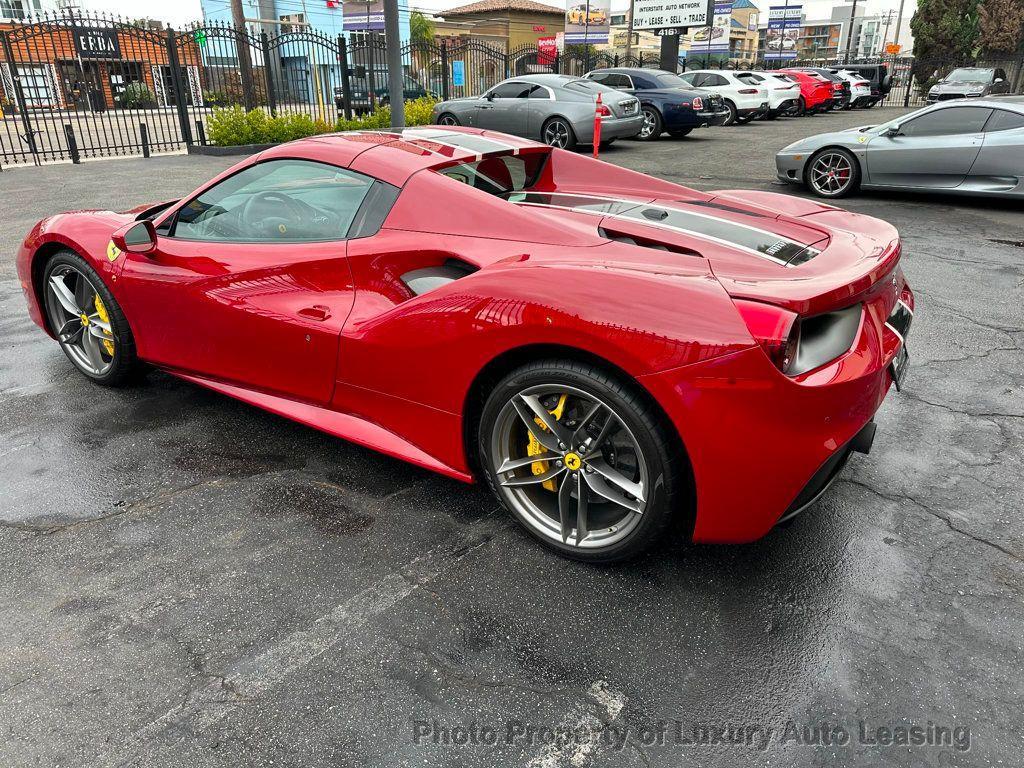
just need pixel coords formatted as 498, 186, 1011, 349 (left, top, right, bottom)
565, 79, 612, 94
946, 68, 994, 83
655, 73, 694, 88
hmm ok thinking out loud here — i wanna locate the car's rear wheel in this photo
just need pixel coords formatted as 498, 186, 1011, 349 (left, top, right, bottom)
722, 100, 738, 125
805, 147, 860, 199
437, 113, 460, 126
668, 127, 692, 138
637, 106, 662, 140
796, 96, 807, 116
479, 361, 681, 562
542, 117, 576, 150
42, 250, 142, 386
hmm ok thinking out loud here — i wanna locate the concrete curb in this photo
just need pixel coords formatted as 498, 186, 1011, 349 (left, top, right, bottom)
187, 143, 278, 157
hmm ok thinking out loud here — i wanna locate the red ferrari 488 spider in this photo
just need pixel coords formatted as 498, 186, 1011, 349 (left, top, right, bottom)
17, 127, 913, 561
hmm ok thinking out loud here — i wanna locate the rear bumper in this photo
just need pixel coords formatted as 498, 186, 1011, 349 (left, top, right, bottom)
640, 279, 913, 543
580, 113, 644, 142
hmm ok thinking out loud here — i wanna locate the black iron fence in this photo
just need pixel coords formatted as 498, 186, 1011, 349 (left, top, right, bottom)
2, 11, 1022, 166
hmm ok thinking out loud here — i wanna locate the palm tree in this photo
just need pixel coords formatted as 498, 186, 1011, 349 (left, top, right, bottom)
410, 11, 436, 45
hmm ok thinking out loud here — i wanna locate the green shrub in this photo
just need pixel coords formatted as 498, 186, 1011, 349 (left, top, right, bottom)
119, 81, 156, 109
207, 97, 439, 147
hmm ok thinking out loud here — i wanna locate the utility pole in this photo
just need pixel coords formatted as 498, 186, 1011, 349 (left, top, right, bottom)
891, 0, 906, 53
230, 0, 256, 111
383, 0, 404, 127
842, 0, 859, 62
879, 9, 894, 53
624, 0, 635, 60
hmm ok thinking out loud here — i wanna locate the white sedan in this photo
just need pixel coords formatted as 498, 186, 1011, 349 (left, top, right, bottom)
676, 70, 769, 125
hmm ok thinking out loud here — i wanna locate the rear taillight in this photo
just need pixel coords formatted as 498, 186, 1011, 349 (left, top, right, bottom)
735, 299, 800, 374
738, 88, 759, 94
597, 104, 612, 117
692, 96, 703, 110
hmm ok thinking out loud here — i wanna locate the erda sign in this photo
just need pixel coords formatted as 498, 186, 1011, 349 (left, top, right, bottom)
73, 26, 122, 59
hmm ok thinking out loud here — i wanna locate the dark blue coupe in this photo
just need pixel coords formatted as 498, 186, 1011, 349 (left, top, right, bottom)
584, 68, 730, 140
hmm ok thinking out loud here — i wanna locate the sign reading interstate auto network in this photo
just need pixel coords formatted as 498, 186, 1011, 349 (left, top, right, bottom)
73, 26, 122, 59
632, 0, 710, 31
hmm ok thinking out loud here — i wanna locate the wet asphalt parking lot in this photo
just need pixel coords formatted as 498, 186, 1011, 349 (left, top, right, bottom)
1, 106, 1022, 768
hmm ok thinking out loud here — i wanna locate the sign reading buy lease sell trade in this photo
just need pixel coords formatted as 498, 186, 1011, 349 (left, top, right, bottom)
632, 0, 710, 31
764, 3, 801, 60
564, 0, 611, 44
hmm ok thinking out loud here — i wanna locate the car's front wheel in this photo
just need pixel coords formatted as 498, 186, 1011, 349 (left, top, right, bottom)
542, 117, 576, 149
805, 147, 860, 198
479, 361, 682, 562
42, 250, 142, 386
437, 113, 460, 126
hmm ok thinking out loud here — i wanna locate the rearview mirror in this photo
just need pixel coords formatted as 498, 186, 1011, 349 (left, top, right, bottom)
112, 220, 156, 255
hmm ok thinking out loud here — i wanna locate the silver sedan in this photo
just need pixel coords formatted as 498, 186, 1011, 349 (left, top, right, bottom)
776, 97, 1024, 198
430, 74, 644, 149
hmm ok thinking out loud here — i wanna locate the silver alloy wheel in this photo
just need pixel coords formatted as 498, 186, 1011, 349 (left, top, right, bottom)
43, 264, 116, 376
543, 119, 571, 148
489, 384, 648, 549
439, 114, 458, 126
640, 108, 658, 138
809, 151, 853, 195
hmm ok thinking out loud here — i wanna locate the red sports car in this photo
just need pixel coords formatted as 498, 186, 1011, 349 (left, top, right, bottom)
16, 127, 913, 562
777, 69, 835, 114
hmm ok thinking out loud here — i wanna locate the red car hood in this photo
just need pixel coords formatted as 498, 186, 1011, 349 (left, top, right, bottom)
514, 188, 900, 316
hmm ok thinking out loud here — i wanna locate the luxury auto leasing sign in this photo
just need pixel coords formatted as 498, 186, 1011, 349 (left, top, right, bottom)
564, 0, 611, 44
632, 0, 710, 31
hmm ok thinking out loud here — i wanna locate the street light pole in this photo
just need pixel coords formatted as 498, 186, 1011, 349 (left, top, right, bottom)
624, 0, 635, 60
383, 0, 404, 127
843, 0, 859, 62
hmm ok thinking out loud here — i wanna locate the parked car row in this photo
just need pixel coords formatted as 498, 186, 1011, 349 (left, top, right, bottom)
428, 65, 893, 149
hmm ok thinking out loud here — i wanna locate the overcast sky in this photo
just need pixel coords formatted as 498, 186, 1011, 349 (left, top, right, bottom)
75, 0, 916, 27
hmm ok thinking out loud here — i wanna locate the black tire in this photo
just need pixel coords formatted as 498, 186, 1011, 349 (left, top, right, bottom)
735, 112, 754, 124
803, 147, 861, 199
722, 100, 738, 126
541, 117, 576, 150
637, 106, 662, 140
42, 249, 143, 387
796, 96, 807, 116
764, 111, 779, 120
478, 360, 685, 563
668, 127, 692, 137
436, 112, 461, 126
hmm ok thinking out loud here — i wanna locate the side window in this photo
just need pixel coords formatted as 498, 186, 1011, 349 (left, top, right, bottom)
706, 73, 728, 87
587, 72, 609, 84
171, 159, 376, 242
527, 85, 550, 99
490, 82, 531, 98
677, 72, 698, 86
900, 107, 993, 137
737, 73, 760, 85
985, 109, 1024, 132
995, 68, 1007, 81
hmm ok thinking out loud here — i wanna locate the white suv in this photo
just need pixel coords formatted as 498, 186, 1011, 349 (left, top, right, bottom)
734, 71, 802, 119
676, 70, 769, 125
832, 70, 873, 107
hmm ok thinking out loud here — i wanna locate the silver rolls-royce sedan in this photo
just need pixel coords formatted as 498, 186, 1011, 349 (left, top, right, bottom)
430, 74, 643, 149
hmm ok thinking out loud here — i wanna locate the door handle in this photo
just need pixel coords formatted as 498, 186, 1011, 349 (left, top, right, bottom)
298, 305, 331, 321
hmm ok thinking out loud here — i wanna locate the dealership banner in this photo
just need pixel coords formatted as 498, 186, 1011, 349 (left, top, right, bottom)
564, 0, 611, 44
764, 3, 801, 60
632, 0, 711, 31
682, 1, 732, 55
343, 0, 385, 31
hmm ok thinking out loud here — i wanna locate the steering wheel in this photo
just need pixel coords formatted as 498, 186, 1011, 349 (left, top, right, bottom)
240, 191, 310, 238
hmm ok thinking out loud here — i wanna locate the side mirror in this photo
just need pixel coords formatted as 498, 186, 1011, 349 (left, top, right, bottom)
995, 77, 1005, 83
883, 125, 900, 137
112, 220, 156, 255
485, 91, 495, 101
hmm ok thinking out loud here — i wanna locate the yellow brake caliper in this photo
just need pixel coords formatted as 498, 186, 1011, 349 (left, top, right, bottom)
92, 294, 115, 357
527, 393, 567, 492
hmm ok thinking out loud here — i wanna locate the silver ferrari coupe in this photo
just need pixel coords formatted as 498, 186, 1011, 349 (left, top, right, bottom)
776, 97, 1024, 199
430, 74, 643, 149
